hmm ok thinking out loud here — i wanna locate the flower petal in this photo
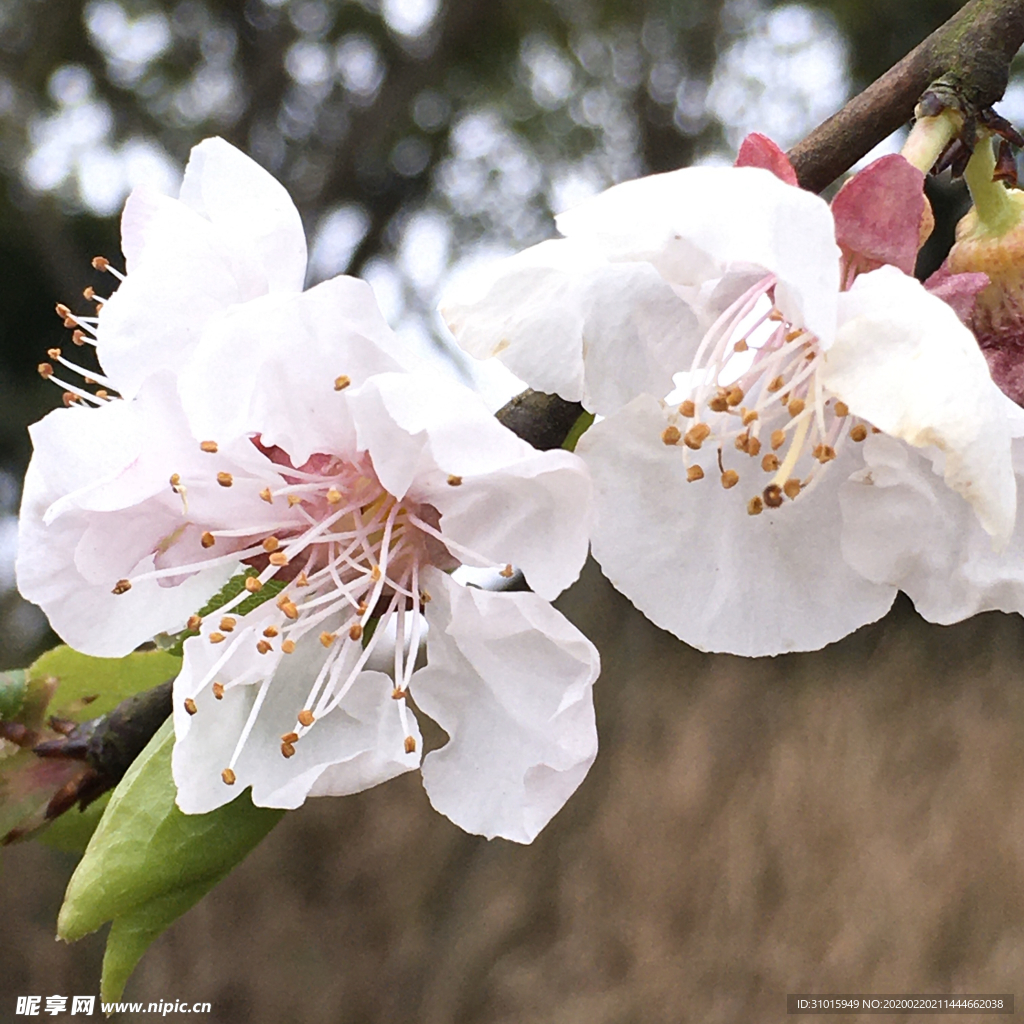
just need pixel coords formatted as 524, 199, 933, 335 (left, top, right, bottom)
413, 569, 599, 844
823, 265, 1017, 544
347, 373, 592, 598
839, 432, 1024, 621
734, 132, 799, 186
554, 165, 841, 347
439, 238, 698, 413
178, 278, 405, 463
172, 605, 419, 814
178, 136, 307, 294
577, 394, 896, 655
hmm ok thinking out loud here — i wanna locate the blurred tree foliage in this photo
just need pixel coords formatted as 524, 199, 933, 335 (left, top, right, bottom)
0, 0, 1008, 667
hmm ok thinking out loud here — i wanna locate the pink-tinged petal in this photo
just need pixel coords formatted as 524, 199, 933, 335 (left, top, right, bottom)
734, 132, 799, 186
413, 569, 599, 844
924, 260, 990, 325
178, 137, 307, 294
347, 373, 591, 599
831, 155, 928, 276
173, 605, 420, 814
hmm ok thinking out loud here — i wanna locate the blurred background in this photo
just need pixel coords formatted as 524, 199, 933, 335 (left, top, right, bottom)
6, 1, 1024, 1020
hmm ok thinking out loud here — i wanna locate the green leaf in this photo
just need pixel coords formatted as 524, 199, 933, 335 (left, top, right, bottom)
28, 646, 183, 723
58, 719, 284, 1002
37, 793, 111, 854
0, 669, 27, 720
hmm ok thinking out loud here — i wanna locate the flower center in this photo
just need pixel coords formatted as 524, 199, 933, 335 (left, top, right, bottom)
660, 274, 869, 514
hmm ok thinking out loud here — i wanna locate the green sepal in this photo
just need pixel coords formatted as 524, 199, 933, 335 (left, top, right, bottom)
0, 669, 28, 720
58, 719, 284, 1002
561, 410, 595, 452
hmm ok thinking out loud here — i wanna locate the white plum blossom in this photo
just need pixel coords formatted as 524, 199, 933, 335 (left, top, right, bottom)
17, 138, 598, 843
443, 158, 1024, 655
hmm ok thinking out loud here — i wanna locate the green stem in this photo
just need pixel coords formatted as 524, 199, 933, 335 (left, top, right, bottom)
963, 134, 1020, 235
901, 110, 962, 173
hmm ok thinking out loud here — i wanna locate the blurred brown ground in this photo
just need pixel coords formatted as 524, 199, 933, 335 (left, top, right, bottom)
3, 560, 1024, 1023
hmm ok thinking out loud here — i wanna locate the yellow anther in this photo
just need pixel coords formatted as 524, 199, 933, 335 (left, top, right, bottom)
282, 639, 296, 654
184, 698, 198, 715
850, 424, 868, 442
334, 375, 351, 391
95, 390, 108, 400
326, 487, 342, 504
55, 303, 71, 318
281, 732, 299, 744
256, 640, 272, 654
112, 579, 132, 595
678, 399, 696, 417
201, 531, 216, 549
742, 409, 758, 426
169, 473, 181, 489
62, 392, 78, 407
746, 436, 761, 457
260, 487, 273, 503
245, 576, 263, 593
371, 565, 382, 582
212, 682, 225, 699
761, 453, 780, 472
747, 496, 764, 516
686, 465, 704, 483
684, 423, 711, 450
720, 469, 739, 489
287, 494, 303, 507
768, 308, 784, 321
269, 552, 289, 566
447, 475, 463, 486
91, 256, 109, 271
348, 623, 364, 641
296, 571, 309, 587
783, 479, 802, 500
813, 444, 837, 463
47, 347, 61, 359
392, 687, 406, 700
708, 393, 729, 413
217, 472, 233, 487
263, 626, 279, 638
262, 536, 280, 552
767, 376, 785, 392
734, 339, 749, 352
200, 440, 218, 453
221, 768, 236, 785
38, 362, 53, 379
404, 736, 417, 754
770, 429, 786, 450
499, 564, 514, 578
219, 616, 236, 632
662, 425, 681, 446
187, 615, 202, 631
726, 386, 744, 407
834, 401, 849, 418
281, 600, 299, 620
320, 631, 337, 648
785, 329, 803, 342
763, 484, 784, 508
734, 432, 750, 453
72, 329, 86, 345
280, 742, 296, 758
298, 709, 315, 727
787, 398, 805, 417
209, 632, 226, 644
357, 600, 369, 615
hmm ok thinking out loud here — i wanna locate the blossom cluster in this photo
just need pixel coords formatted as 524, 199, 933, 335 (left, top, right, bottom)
20, 126, 1024, 843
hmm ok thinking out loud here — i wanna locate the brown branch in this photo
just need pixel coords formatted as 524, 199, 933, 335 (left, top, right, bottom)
788, 0, 1024, 192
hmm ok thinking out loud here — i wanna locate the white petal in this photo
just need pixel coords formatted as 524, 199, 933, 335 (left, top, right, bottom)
823, 266, 1017, 544
347, 373, 591, 597
178, 278, 404, 463
577, 394, 896, 655
440, 238, 699, 413
839, 432, 1024, 622
179, 137, 307, 294
172, 605, 419, 814
555, 165, 841, 347
413, 569, 599, 844
97, 188, 248, 398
